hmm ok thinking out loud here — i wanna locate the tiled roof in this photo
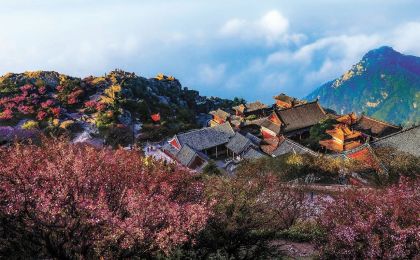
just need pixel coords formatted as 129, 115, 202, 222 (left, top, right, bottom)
175, 122, 235, 151
353, 115, 402, 138
209, 108, 230, 120
276, 101, 327, 133
274, 93, 294, 103
162, 142, 179, 157
226, 132, 253, 154
260, 118, 282, 134
233, 101, 268, 113
176, 144, 198, 166
342, 143, 383, 171
272, 137, 318, 157
260, 137, 281, 155
243, 147, 267, 160
245, 132, 261, 145
371, 125, 420, 156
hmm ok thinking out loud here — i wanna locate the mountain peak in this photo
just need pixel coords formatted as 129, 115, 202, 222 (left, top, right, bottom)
362, 46, 399, 61
306, 46, 420, 126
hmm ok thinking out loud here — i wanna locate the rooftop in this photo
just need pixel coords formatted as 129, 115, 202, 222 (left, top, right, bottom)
371, 125, 420, 156
275, 101, 327, 133
243, 147, 267, 160
353, 115, 402, 138
175, 122, 235, 151
260, 118, 282, 134
209, 108, 230, 120
176, 144, 199, 167
226, 132, 254, 154
272, 136, 318, 157
233, 101, 269, 113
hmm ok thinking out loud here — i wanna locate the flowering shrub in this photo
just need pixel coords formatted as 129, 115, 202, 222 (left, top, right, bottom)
0, 109, 13, 120
317, 179, 420, 259
0, 140, 210, 259
0, 83, 64, 124
40, 99, 55, 108
21, 120, 39, 130
36, 110, 47, 120
187, 170, 308, 259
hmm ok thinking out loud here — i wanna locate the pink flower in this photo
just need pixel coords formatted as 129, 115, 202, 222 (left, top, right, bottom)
4, 102, 16, 109
18, 105, 35, 114
41, 99, 55, 108
0, 97, 10, 106
51, 107, 61, 118
36, 111, 47, 120
96, 102, 106, 112
0, 109, 13, 120
11, 95, 26, 103
20, 84, 33, 92
56, 85, 64, 92
84, 100, 97, 108
67, 97, 77, 105
38, 86, 47, 94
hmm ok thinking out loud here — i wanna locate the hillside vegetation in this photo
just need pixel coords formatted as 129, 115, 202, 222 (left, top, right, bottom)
0, 70, 236, 145
307, 46, 420, 126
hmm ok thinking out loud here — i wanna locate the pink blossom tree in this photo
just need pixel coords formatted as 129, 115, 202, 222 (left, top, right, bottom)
0, 140, 210, 258
317, 179, 420, 259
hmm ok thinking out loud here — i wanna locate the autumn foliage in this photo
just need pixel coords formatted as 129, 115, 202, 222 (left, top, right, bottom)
0, 140, 210, 259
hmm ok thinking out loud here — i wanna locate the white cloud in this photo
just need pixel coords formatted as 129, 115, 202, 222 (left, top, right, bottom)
219, 10, 302, 45
258, 10, 289, 43
198, 64, 227, 85
390, 22, 420, 56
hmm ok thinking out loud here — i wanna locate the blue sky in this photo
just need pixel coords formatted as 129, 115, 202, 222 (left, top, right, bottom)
1, 0, 420, 102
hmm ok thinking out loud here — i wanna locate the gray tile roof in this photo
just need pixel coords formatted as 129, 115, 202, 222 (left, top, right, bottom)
272, 138, 318, 157
371, 125, 420, 156
276, 101, 327, 133
245, 132, 261, 145
226, 132, 253, 154
176, 144, 199, 167
353, 115, 402, 138
243, 147, 267, 160
175, 122, 235, 151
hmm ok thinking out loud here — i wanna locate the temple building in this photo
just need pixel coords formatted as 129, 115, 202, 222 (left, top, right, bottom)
260, 100, 327, 139
352, 115, 402, 138
209, 108, 231, 127
319, 123, 365, 153
341, 143, 385, 173
261, 135, 318, 157
273, 93, 305, 109
162, 122, 266, 171
226, 132, 262, 159
233, 101, 270, 118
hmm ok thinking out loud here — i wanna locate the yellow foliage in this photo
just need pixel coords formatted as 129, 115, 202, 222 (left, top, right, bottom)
167, 76, 175, 81
111, 84, 121, 92
60, 120, 74, 129
91, 77, 106, 85
22, 120, 39, 130
52, 119, 60, 126
100, 96, 114, 104
286, 153, 304, 166
24, 71, 43, 78
155, 73, 165, 80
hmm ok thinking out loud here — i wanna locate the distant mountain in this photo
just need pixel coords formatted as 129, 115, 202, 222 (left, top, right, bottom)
306, 46, 420, 126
